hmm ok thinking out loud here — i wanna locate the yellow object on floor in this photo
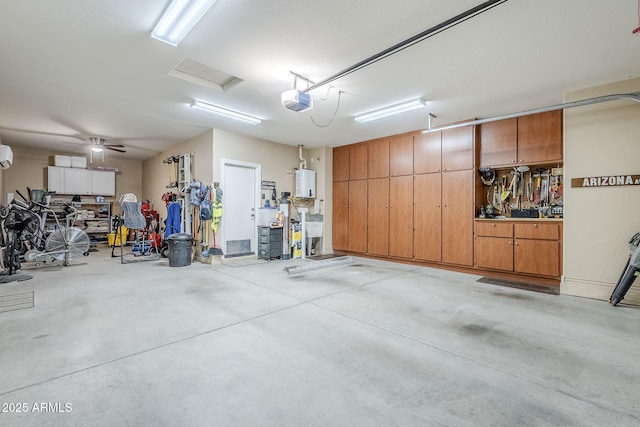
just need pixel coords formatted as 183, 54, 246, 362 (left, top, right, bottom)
107, 226, 128, 246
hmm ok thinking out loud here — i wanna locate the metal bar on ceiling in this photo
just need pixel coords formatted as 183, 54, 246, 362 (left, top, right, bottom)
422, 92, 640, 133
302, 0, 509, 93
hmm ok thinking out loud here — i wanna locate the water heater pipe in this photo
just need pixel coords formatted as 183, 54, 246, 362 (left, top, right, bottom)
298, 144, 307, 170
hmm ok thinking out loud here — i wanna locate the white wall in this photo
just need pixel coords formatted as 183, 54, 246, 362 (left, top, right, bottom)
3, 146, 142, 214
563, 78, 640, 305
141, 130, 214, 212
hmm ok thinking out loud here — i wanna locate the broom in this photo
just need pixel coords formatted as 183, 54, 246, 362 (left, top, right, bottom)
208, 227, 223, 255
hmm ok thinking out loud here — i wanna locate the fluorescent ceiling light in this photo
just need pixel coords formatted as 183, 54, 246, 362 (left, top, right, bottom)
355, 98, 426, 123
152, 0, 217, 47
190, 100, 262, 125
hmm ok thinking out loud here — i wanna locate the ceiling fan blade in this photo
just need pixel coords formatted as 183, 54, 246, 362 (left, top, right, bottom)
105, 146, 126, 153
105, 144, 125, 148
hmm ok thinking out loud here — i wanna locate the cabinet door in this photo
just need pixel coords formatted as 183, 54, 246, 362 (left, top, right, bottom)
91, 170, 115, 196
332, 181, 349, 251
348, 180, 367, 253
514, 239, 560, 277
333, 147, 350, 182
389, 175, 413, 258
367, 178, 389, 256
442, 126, 474, 171
475, 237, 513, 271
64, 168, 90, 195
349, 144, 368, 180
368, 138, 389, 178
442, 170, 474, 266
47, 167, 65, 193
390, 133, 414, 176
414, 131, 441, 174
517, 110, 562, 164
414, 173, 441, 262
479, 118, 517, 167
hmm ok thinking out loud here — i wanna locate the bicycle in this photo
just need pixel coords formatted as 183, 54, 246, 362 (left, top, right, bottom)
0, 190, 90, 271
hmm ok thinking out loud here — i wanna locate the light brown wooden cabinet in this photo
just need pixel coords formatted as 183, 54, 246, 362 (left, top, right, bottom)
414, 131, 441, 174
414, 173, 441, 262
332, 180, 368, 253
479, 118, 517, 167
479, 110, 562, 167
366, 176, 413, 258
413, 170, 473, 266
332, 181, 349, 250
415, 126, 474, 174
389, 175, 413, 258
368, 138, 389, 179
517, 111, 563, 164
367, 178, 389, 256
348, 180, 368, 253
442, 170, 474, 266
350, 143, 368, 181
333, 147, 350, 182
474, 220, 562, 278
390, 133, 414, 176
442, 127, 474, 172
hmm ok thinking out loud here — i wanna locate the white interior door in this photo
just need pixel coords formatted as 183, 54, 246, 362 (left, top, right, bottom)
222, 161, 259, 257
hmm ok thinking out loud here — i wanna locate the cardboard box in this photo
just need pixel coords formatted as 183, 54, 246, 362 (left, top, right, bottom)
71, 156, 87, 168
54, 155, 72, 167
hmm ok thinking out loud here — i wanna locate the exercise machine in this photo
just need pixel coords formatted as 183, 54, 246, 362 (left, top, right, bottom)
609, 232, 640, 306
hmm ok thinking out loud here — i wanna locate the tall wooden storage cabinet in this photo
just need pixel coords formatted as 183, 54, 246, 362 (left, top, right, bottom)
367, 178, 389, 256
389, 175, 413, 259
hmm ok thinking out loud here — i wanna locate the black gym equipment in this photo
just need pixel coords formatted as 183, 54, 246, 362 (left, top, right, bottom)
610, 232, 640, 306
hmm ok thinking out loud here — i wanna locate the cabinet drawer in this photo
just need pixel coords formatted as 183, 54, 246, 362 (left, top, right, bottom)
270, 245, 282, 255
258, 227, 271, 236
514, 223, 559, 240
258, 235, 270, 244
476, 222, 513, 238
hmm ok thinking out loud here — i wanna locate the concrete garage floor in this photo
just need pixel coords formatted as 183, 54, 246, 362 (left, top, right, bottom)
1, 249, 639, 426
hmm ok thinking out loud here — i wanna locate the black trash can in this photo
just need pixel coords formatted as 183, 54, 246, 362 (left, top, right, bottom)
167, 233, 193, 267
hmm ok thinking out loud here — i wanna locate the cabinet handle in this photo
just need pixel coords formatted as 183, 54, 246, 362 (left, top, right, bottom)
436, 204, 440, 207
515, 241, 519, 245
533, 224, 538, 227
509, 240, 513, 245
385, 205, 388, 208
491, 223, 496, 227
512, 160, 516, 163
443, 204, 447, 207
519, 160, 524, 163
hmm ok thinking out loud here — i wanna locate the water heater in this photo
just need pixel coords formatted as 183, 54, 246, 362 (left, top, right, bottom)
295, 169, 316, 198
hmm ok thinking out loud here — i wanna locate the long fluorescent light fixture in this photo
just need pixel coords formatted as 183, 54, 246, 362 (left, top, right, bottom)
190, 100, 262, 125
152, 0, 217, 46
355, 98, 426, 123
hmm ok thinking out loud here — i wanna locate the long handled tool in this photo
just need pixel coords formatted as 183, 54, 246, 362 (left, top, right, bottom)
610, 232, 640, 306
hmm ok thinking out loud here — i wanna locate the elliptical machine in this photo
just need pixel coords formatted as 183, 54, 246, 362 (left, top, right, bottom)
610, 232, 640, 306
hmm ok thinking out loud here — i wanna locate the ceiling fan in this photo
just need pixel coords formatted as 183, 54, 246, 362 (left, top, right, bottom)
86, 137, 126, 153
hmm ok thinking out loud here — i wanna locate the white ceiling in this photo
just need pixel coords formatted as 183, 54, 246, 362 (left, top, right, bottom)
0, 0, 638, 161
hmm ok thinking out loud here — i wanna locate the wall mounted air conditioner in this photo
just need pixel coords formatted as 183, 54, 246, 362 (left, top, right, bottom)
0, 144, 13, 169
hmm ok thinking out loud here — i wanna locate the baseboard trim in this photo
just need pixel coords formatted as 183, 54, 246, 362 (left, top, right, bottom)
562, 277, 640, 306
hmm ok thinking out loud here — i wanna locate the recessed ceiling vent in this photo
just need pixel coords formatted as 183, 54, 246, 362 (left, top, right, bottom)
169, 58, 243, 92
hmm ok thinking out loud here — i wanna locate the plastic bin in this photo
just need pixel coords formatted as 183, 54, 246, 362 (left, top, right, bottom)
107, 226, 128, 247
167, 233, 193, 267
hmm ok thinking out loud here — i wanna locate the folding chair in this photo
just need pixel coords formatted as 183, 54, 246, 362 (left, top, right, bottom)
113, 194, 159, 263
